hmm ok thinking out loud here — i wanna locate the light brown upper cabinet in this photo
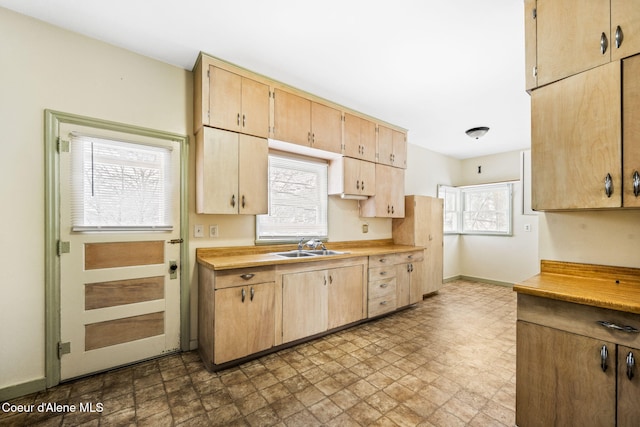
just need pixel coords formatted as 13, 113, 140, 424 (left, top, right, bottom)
193, 58, 270, 137
526, 0, 640, 90
360, 164, 405, 218
196, 127, 268, 214
328, 157, 376, 198
343, 113, 377, 162
377, 125, 407, 169
531, 55, 640, 210
272, 89, 342, 153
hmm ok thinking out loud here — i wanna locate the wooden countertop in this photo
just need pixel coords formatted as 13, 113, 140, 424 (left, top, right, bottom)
196, 239, 424, 271
514, 260, 640, 314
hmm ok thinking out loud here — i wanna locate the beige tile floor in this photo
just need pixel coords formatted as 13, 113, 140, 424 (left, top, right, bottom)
1, 280, 516, 426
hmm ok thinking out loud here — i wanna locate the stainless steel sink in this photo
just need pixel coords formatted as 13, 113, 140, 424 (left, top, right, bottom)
272, 249, 348, 258
303, 250, 348, 256
272, 250, 317, 258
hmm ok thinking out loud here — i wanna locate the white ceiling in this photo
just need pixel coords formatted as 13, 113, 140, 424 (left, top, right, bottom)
1, 0, 531, 159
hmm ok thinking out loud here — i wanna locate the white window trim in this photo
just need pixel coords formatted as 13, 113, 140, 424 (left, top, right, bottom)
439, 182, 514, 236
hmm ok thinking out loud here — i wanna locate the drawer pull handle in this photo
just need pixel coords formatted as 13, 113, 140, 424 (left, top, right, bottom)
240, 274, 255, 280
241, 288, 246, 303
379, 258, 387, 263
601, 345, 609, 372
380, 301, 388, 306
627, 351, 635, 380
597, 320, 639, 333
250, 287, 255, 301
380, 283, 388, 288
379, 271, 388, 276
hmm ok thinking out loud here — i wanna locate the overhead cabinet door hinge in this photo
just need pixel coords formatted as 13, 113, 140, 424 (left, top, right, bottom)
57, 240, 70, 256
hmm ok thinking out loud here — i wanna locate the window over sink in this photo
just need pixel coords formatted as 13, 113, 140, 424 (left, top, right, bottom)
256, 154, 328, 243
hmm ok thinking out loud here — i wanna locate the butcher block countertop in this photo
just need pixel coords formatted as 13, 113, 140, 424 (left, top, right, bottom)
514, 260, 640, 315
196, 239, 423, 271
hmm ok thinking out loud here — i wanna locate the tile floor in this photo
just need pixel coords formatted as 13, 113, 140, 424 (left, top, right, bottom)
1, 280, 517, 426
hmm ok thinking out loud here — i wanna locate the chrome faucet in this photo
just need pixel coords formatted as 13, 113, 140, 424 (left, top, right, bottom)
298, 238, 326, 250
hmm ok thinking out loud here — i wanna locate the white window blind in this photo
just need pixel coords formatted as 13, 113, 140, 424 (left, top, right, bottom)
257, 154, 328, 241
70, 134, 173, 231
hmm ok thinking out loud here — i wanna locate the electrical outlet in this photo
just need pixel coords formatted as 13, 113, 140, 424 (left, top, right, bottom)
362, 223, 369, 233
209, 225, 219, 238
194, 224, 204, 238
524, 224, 531, 232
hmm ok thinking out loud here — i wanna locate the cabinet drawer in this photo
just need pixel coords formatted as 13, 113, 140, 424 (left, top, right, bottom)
368, 277, 396, 300
368, 295, 397, 317
369, 266, 396, 281
369, 253, 401, 266
397, 250, 424, 263
214, 266, 275, 289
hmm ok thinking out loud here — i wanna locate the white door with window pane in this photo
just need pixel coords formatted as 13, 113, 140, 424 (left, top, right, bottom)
58, 122, 182, 380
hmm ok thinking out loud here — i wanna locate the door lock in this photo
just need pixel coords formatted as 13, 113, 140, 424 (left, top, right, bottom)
169, 260, 178, 280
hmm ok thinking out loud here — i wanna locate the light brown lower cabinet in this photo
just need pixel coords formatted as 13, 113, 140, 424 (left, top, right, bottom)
282, 264, 364, 343
516, 294, 640, 426
214, 282, 275, 364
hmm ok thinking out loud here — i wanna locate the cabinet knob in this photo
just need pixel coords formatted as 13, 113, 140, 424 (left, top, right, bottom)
237, 113, 241, 126
633, 171, 640, 197
356, 180, 360, 190
240, 273, 255, 280
615, 25, 624, 49
242, 114, 246, 127
600, 32, 609, 55
627, 351, 635, 380
231, 194, 236, 207
242, 195, 246, 209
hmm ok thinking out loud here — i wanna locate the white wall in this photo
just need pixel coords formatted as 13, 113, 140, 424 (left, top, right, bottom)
0, 8, 192, 394
456, 151, 539, 284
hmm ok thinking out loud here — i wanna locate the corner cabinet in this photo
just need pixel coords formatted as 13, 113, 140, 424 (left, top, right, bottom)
526, 0, 640, 90
359, 164, 405, 218
516, 294, 640, 427
531, 55, 640, 210
195, 127, 268, 214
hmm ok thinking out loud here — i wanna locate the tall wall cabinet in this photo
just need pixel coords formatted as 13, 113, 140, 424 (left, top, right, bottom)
392, 195, 443, 295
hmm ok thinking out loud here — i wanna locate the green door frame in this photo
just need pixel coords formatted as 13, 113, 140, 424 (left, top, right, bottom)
44, 110, 190, 387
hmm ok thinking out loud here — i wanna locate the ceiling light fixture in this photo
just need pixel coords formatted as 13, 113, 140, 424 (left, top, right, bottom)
465, 126, 490, 139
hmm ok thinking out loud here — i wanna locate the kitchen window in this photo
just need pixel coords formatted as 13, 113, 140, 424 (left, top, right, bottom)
438, 183, 513, 235
256, 154, 328, 242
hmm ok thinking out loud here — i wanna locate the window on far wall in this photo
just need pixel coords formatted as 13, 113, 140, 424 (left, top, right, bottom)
438, 183, 513, 235
256, 154, 328, 242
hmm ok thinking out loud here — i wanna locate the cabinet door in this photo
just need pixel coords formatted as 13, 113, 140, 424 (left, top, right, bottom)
282, 270, 328, 343
395, 263, 410, 308
238, 134, 268, 214
311, 102, 342, 153
246, 282, 275, 355
342, 157, 362, 195
344, 113, 376, 162
516, 321, 615, 427
623, 55, 640, 207
214, 286, 248, 364
392, 130, 407, 169
611, 0, 640, 61
524, 0, 538, 90
209, 66, 242, 132
409, 260, 425, 304
359, 160, 376, 196
241, 77, 270, 138
327, 265, 364, 330
196, 127, 239, 214
273, 89, 311, 146
617, 345, 640, 427
536, 0, 611, 86
389, 166, 405, 217
360, 164, 404, 218
531, 61, 621, 210
377, 125, 394, 166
